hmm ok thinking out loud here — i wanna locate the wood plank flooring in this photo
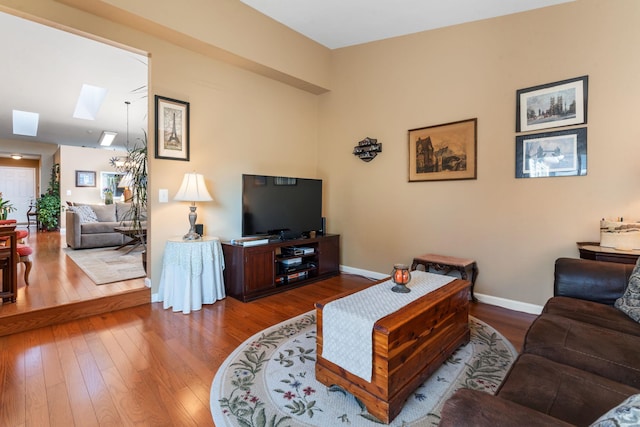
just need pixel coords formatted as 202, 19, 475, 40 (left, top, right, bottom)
0, 229, 537, 426
0, 230, 146, 317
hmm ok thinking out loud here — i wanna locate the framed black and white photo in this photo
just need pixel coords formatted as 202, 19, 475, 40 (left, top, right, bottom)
154, 95, 190, 161
515, 128, 587, 178
516, 76, 588, 132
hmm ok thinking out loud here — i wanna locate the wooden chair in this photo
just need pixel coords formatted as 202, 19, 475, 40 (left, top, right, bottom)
0, 230, 18, 303
0, 221, 32, 287
27, 203, 39, 231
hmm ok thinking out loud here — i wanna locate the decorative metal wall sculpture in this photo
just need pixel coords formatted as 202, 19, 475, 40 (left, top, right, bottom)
353, 137, 382, 162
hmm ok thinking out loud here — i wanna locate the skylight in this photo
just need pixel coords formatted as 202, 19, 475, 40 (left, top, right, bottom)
12, 110, 39, 136
98, 131, 118, 146
73, 84, 108, 120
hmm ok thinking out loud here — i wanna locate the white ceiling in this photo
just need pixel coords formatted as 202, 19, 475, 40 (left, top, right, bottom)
240, 0, 574, 49
0, 11, 148, 155
0, 1, 573, 157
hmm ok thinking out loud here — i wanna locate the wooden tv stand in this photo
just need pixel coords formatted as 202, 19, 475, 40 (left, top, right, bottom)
222, 234, 340, 302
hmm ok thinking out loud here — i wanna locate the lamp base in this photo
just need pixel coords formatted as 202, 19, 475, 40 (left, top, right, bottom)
183, 205, 201, 240
183, 231, 202, 241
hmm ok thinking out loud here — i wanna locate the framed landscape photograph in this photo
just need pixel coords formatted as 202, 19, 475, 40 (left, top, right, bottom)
408, 118, 477, 182
75, 170, 96, 187
516, 75, 588, 132
515, 127, 587, 179
155, 95, 190, 161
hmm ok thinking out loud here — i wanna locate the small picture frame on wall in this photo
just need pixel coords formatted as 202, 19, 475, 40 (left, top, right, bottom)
154, 95, 190, 161
516, 75, 588, 132
515, 127, 587, 178
408, 118, 477, 182
75, 170, 96, 187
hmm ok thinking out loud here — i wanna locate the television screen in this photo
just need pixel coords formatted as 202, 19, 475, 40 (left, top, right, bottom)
242, 174, 322, 239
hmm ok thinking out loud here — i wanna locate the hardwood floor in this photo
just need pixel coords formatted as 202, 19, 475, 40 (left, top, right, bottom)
0, 229, 537, 426
0, 229, 148, 336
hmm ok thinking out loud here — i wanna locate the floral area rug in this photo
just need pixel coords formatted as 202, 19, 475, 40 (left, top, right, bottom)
210, 311, 517, 426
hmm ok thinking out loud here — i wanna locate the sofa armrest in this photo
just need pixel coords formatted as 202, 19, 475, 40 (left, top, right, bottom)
554, 257, 634, 305
440, 389, 573, 427
66, 210, 81, 248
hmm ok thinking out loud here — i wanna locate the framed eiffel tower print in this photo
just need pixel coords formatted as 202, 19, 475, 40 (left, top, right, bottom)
155, 95, 190, 161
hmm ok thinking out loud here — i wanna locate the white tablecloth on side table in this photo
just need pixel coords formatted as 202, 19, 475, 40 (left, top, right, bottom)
158, 236, 226, 314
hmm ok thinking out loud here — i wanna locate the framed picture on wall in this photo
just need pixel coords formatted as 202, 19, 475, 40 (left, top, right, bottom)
408, 118, 477, 182
516, 75, 588, 132
75, 170, 96, 187
154, 95, 190, 161
515, 127, 587, 178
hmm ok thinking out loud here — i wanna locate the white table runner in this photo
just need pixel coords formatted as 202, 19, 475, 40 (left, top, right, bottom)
321, 271, 454, 382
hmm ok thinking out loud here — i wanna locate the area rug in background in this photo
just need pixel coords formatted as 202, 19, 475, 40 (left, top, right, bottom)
64, 247, 146, 285
211, 311, 517, 426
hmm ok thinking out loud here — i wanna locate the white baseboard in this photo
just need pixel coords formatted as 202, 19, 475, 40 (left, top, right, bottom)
340, 265, 543, 315
474, 293, 542, 315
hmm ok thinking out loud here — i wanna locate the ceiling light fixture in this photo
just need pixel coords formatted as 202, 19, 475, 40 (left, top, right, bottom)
11, 154, 22, 160
99, 131, 117, 146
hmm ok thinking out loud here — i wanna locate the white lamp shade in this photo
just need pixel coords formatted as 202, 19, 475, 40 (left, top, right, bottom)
174, 172, 213, 202
117, 173, 134, 188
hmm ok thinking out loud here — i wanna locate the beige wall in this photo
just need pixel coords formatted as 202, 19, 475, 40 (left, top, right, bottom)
0, 0, 321, 293
3, 0, 639, 309
58, 145, 128, 227
319, 0, 640, 306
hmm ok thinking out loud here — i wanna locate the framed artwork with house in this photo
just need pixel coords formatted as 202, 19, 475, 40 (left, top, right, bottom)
408, 118, 477, 182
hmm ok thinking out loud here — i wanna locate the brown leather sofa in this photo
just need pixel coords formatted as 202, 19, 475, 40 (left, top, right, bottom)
440, 257, 639, 427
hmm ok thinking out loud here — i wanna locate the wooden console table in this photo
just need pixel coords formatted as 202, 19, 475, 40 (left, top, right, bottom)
577, 242, 640, 265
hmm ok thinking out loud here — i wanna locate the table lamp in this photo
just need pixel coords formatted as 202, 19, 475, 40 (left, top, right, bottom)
174, 172, 213, 240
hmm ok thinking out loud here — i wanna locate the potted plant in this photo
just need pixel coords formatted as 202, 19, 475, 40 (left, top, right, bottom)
103, 188, 114, 205
110, 132, 148, 270
0, 193, 16, 220
37, 163, 61, 231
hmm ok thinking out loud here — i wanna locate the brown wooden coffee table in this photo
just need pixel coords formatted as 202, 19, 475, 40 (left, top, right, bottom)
315, 278, 470, 423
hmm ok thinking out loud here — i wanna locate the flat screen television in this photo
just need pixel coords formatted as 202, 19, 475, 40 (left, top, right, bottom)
242, 174, 322, 239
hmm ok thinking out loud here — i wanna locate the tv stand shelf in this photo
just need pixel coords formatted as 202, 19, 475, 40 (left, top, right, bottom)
222, 234, 340, 302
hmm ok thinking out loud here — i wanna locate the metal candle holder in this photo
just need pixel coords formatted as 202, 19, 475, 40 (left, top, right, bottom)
391, 264, 411, 293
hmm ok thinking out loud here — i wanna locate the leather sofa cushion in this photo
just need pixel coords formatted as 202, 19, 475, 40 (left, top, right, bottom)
440, 387, 573, 427
497, 354, 639, 426
524, 313, 640, 388
544, 296, 640, 337
554, 258, 633, 305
